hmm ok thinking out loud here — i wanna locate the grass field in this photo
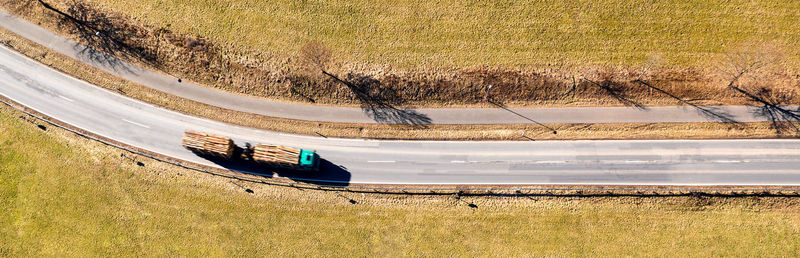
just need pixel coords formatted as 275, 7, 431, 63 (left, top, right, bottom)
80, 0, 800, 68
3, 106, 800, 256
4, 0, 800, 107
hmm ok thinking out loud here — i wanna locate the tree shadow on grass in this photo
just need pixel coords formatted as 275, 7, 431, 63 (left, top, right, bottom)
323, 71, 431, 127
583, 78, 648, 110
38, 0, 156, 73
731, 85, 800, 136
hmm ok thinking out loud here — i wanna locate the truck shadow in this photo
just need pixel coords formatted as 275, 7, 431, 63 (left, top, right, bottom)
189, 150, 351, 187
278, 159, 352, 187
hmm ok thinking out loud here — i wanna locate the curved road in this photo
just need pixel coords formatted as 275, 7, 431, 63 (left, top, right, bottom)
2, 45, 800, 185
0, 10, 783, 125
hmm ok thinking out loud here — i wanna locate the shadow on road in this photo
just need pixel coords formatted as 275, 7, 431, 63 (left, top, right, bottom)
488, 99, 558, 134
717, 51, 800, 136
634, 79, 741, 124
38, 0, 156, 73
731, 84, 800, 136
323, 71, 432, 127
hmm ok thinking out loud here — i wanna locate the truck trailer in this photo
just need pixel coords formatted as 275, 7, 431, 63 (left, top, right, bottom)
181, 130, 235, 159
250, 144, 319, 172
181, 130, 320, 172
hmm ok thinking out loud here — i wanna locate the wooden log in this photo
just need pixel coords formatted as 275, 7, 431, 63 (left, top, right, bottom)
181, 130, 234, 159
252, 144, 300, 167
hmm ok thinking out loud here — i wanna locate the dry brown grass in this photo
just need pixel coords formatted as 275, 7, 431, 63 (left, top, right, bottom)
2, 0, 799, 108
0, 24, 793, 140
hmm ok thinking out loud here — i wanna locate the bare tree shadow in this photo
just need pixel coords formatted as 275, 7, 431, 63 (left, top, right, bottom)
323, 71, 431, 127
731, 84, 800, 136
583, 78, 648, 110
634, 79, 740, 124
289, 86, 316, 103
716, 46, 799, 135
38, 0, 157, 72
488, 99, 557, 134
74, 45, 135, 74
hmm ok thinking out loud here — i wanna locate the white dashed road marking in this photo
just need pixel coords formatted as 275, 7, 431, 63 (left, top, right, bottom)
58, 95, 74, 102
122, 119, 151, 129
535, 160, 567, 164
713, 160, 743, 163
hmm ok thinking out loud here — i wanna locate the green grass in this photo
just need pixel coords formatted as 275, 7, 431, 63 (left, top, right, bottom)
85, 0, 800, 68
2, 107, 800, 256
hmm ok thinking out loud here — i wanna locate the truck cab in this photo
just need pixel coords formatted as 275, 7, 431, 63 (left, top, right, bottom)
298, 149, 321, 172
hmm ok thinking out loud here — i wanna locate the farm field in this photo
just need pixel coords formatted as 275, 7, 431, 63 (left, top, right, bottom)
71, 0, 800, 68
3, 0, 799, 107
2, 106, 800, 256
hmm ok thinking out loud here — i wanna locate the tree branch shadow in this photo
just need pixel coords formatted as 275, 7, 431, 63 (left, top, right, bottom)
717, 62, 800, 136
583, 78, 648, 110
487, 99, 557, 134
289, 85, 316, 103
323, 71, 431, 127
38, 0, 157, 73
634, 79, 741, 125
731, 84, 800, 136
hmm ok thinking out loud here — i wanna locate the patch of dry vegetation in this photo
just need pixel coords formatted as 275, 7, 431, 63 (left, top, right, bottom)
1, 1, 799, 139
2, 0, 799, 108
3, 105, 800, 256
0, 24, 794, 140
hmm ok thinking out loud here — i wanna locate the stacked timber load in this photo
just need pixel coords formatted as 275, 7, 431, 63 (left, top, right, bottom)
181, 130, 235, 159
252, 144, 301, 168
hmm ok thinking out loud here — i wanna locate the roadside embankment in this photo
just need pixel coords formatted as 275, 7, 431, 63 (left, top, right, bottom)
2, 0, 799, 108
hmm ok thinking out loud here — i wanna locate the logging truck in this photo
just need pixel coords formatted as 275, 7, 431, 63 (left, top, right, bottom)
181, 130, 320, 172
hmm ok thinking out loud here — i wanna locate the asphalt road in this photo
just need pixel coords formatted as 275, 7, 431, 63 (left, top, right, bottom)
2, 45, 800, 185
0, 9, 785, 125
